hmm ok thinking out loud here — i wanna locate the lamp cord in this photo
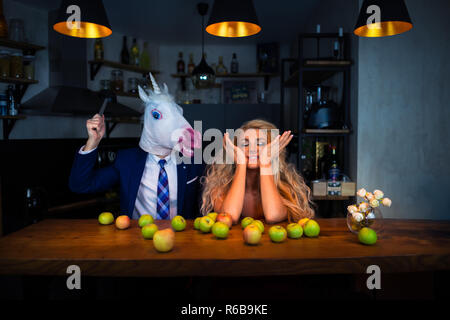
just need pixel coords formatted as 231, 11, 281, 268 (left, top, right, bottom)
201, 15, 204, 58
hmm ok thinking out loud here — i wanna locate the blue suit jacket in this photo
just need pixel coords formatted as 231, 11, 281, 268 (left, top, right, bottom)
69, 147, 205, 219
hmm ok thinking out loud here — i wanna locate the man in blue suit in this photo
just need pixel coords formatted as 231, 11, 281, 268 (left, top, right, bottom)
69, 78, 204, 220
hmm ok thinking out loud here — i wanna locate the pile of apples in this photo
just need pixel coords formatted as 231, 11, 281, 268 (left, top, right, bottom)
98, 212, 175, 253
194, 213, 321, 245
98, 211, 321, 253
240, 216, 320, 245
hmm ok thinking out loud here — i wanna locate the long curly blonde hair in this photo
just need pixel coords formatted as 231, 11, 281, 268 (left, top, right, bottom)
200, 119, 315, 222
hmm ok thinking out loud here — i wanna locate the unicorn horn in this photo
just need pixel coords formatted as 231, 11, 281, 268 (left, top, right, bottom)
149, 73, 161, 94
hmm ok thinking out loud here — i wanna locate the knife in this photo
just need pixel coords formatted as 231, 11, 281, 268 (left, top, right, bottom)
98, 98, 108, 116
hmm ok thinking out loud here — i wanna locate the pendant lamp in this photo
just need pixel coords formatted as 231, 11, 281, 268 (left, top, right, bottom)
192, 3, 215, 89
206, 0, 261, 38
53, 0, 112, 38
354, 0, 412, 37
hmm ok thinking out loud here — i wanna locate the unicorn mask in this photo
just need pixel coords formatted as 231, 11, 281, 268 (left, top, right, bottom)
138, 74, 202, 157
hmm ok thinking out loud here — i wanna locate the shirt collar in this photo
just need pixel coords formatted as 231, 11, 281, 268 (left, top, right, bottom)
149, 152, 172, 165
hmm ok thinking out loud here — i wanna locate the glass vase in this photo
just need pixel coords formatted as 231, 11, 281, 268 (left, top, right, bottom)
347, 206, 383, 235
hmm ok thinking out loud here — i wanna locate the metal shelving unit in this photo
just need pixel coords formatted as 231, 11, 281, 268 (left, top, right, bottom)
280, 33, 355, 206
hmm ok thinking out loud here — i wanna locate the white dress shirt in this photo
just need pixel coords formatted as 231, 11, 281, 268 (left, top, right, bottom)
79, 146, 178, 220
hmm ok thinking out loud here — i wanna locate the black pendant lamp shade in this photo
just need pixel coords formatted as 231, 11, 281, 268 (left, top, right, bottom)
206, 0, 261, 37
192, 55, 216, 89
354, 0, 412, 37
53, 0, 112, 38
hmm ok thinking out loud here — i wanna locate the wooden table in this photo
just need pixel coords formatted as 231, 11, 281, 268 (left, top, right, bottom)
0, 219, 449, 277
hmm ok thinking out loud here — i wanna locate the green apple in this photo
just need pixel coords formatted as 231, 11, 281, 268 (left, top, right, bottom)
207, 212, 218, 222
243, 224, 262, 245
268, 225, 287, 243
153, 228, 175, 253
304, 220, 320, 237
194, 217, 202, 230
141, 224, 158, 239
212, 222, 229, 239
171, 215, 186, 231
287, 223, 303, 239
358, 227, 377, 245
241, 217, 254, 229
98, 212, 114, 225
138, 214, 154, 228
199, 216, 214, 233
250, 220, 264, 233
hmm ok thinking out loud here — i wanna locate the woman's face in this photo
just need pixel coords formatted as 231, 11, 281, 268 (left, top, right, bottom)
237, 129, 269, 169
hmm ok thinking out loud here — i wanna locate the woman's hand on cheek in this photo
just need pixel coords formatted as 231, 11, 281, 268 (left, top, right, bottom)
223, 132, 247, 166
259, 131, 293, 167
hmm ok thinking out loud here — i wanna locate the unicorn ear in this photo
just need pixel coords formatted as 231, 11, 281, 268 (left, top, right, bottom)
138, 85, 150, 104
163, 83, 169, 94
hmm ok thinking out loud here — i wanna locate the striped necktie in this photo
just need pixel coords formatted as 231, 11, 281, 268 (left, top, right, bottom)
156, 159, 170, 219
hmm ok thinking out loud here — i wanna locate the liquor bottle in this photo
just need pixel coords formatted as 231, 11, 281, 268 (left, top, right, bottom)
333, 41, 339, 60
94, 38, 104, 60
328, 145, 340, 181
120, 36, 129, 64
130, 38, 140, 66
177, 52, 185, 74
187, 53, 195, 74
230, 53, 239, 73
139, 41, 150, 69
7, 84, 17, 116
216, 56, 227, 74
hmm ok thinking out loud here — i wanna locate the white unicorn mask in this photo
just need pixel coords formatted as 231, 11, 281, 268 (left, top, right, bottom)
138, 73, 201, 157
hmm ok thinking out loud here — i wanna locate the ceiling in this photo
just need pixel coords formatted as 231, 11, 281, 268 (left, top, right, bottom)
12, 0, 322, 44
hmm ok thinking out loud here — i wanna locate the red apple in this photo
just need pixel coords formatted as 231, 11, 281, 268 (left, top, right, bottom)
216, 212, 233, 228
243, 224, 262, 245
153, 228, 175, 253
115, 215, 130, 230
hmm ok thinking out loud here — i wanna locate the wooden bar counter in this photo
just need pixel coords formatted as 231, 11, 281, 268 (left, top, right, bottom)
0, 219, 449, 277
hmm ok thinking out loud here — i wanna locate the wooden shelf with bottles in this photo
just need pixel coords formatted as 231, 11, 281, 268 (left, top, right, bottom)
0, 38, 45, 54
0, 77, 38, 85
0, 38, 45, 107
171, 72, 278, 90
88, 59, 160, 81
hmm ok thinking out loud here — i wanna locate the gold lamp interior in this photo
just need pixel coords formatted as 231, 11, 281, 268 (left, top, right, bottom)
354, 21, 412, 37
53, 21, 112, 38
206, 21, 261, 37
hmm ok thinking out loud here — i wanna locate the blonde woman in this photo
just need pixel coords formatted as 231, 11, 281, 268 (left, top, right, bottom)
201, 119, 315, 224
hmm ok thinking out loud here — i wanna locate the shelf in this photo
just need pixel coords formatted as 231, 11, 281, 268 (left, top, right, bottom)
0, 39, 45, 53
88, 59, 160, 81
304, 60, 352, 66
1, 115, 26, 140
312, 195, 351, 201
172, 72, 278, 90
0, 115, 26, 119
172, 72, 278, 78
0, 77, 38, 85
283, 61, 351, 87
301, 128, 351, 136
